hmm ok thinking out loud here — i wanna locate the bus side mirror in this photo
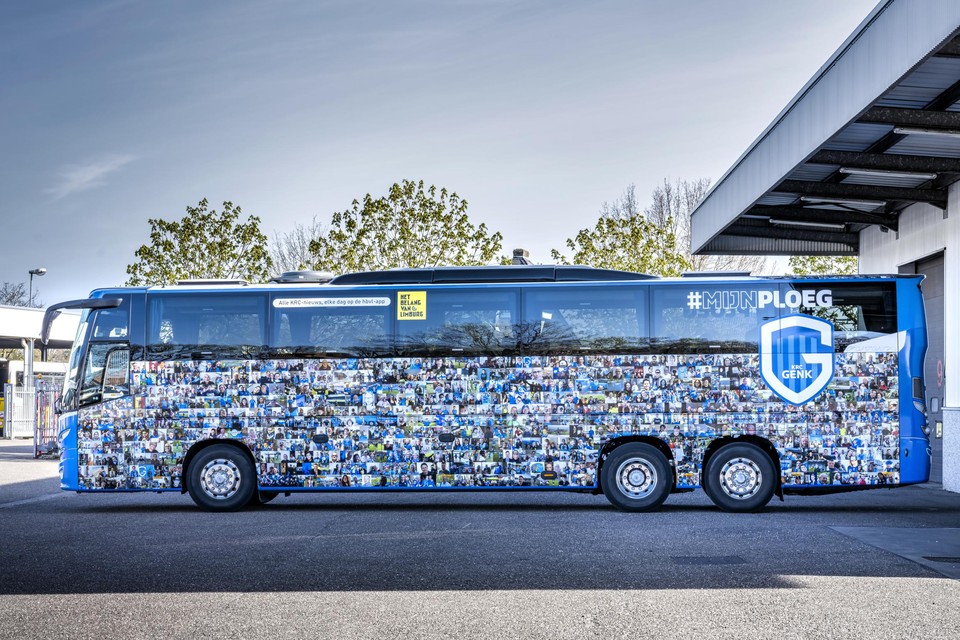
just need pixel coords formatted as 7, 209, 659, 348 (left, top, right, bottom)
102, 348, 131, 400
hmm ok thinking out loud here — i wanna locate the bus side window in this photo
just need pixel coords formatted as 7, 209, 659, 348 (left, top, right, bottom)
78, 343, 115, 406
271, 299, 390, 357
396, 288, 519, 356
92, 310, 128, 339
522, 286, 647, 355
102, 348, 131, 399
91, 299, 129, 339
651, 285, 777, 353
790, 282, 897, 349
148, 295, 266, 356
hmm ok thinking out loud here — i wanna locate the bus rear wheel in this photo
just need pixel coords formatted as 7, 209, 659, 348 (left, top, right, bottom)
187, 445, 256, 512
703, 443, 775, 513
601, 443, 672, 512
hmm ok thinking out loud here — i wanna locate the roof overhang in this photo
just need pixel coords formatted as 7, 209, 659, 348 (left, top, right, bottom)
691, 0, 960, 256
0, 305, 79, 350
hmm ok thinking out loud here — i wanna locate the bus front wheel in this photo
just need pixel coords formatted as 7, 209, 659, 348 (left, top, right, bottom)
702, 443, 775, 513
187, 445, 256, 512
601, 443, 672, 512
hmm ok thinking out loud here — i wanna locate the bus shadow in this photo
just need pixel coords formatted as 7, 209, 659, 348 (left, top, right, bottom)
0, 476, 63, 507
2, 496, 957, 594
52, 488, 960, 516
76, 502, 615, 515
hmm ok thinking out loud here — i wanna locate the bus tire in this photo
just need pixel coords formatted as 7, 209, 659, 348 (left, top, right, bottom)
601, 443, 672, 512
187, 445, 256, 512
702, 443, 775, 513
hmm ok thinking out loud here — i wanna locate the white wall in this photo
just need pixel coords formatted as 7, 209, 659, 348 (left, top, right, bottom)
0, 305, 80, 343
860, 181, 960, 491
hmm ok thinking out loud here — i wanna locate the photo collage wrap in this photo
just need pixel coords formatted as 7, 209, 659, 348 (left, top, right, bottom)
74, 352, 900, 491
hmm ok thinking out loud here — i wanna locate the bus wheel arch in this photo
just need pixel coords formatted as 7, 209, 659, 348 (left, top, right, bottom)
598, 437, 675, 512
182, 440, 259, 511
701, 437, 780, 513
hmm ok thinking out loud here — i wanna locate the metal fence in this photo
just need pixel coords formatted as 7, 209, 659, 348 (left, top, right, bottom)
3, 384, 34, 439
2, 378, 62, 458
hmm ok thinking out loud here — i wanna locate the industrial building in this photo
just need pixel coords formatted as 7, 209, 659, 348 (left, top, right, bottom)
691, 0, 960, 489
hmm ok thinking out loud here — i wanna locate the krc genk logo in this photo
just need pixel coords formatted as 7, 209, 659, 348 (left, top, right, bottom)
759, 315, 834, 405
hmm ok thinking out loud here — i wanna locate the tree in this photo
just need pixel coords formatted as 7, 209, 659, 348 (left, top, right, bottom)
550, 185, 690, 276
0, 282, 34, 307
270, 216, 326, 273
1, 282, 49, 361
646, 178, 768, 274
788, 255, 860, 328
307, 180, 504, 273
126, 199, 273, 286
788, 255, 859, 276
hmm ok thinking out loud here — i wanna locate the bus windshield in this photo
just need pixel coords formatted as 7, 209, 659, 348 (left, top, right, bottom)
60, 310, 90, 410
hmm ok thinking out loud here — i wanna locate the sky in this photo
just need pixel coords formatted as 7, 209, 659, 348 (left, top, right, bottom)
0, 0, 880, 305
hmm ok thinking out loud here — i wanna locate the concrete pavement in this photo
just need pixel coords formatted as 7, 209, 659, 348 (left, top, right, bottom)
0, 442, 63, 509
1, 441, 959, 638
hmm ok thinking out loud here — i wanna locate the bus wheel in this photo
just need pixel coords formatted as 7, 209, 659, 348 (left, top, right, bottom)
187, 445, 256, 512
601, 443, 672, 512
703, 444, 775, 513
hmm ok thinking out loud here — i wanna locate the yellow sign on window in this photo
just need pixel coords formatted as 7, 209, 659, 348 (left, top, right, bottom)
397, 291, 427, 320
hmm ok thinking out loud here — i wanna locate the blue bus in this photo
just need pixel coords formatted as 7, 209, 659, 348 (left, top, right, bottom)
41, 266, 930, 512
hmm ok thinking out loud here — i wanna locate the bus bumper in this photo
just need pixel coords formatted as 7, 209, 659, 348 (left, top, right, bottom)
900, 435, 931, 484
59, 412, 79, 491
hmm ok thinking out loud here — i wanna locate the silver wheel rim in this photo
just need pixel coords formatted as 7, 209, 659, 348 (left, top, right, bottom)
200, 458, 242, 500
719, 457, 762, 500
615, 457, 658, 500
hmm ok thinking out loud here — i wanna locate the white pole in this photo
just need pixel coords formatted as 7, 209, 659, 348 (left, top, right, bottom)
22, 338, 34, 389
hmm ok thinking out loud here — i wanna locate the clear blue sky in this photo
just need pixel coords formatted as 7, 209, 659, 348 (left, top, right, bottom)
0, 0, 878, 304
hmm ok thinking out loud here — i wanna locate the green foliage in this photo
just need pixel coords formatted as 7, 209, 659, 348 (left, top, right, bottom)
307, 180, 504, 273
126, 199, 273, 286
788, 255, 858, 276
551, 191, 691, 276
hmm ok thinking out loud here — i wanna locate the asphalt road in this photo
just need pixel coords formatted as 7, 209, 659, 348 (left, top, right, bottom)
1, 443, 959, 639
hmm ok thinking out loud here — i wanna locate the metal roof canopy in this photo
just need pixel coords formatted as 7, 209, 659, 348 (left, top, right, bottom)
0, 305, 79, 351
691, 0, 960, 256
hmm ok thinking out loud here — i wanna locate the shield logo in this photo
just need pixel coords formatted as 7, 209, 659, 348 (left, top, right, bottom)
759, 314, 834, 405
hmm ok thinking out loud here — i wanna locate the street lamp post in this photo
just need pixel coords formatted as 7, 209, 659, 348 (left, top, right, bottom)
25, 268, 46, 395
27, 267, 46, 308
